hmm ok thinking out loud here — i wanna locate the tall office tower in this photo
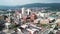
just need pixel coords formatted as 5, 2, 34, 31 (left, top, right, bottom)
27, 9, 31, 15
21, 8, 25, 14
19, 13, 22, 19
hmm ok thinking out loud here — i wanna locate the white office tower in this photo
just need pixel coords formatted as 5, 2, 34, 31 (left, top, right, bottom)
27, 9, 30, 15
21, 8, 25, 14
19, 13, 22, 19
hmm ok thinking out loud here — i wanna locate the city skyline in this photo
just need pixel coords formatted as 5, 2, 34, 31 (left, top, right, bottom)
0, 0, 60, 6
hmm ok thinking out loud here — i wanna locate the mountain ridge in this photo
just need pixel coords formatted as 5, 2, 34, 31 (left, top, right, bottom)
0, 3, 60, 10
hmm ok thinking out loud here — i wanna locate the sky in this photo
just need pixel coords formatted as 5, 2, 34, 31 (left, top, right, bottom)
0, 0, 60, 6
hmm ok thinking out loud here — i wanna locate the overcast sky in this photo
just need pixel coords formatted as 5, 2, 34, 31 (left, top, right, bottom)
0, 0, 60, 6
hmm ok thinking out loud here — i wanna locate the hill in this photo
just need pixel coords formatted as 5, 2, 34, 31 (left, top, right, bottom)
0, 3, 60, 10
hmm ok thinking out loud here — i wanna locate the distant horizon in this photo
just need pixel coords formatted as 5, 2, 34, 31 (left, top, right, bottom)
0, 3, 60, 6
0, 0, 60, 6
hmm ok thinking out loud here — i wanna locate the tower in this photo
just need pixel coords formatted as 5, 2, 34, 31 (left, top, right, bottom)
27, 9, 30, 15
27, 9, 31, 15
21, 8, 25, 14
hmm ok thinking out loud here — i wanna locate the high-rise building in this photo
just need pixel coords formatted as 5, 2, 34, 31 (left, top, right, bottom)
26, 9, 31, 15
21, 8, 25, 14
